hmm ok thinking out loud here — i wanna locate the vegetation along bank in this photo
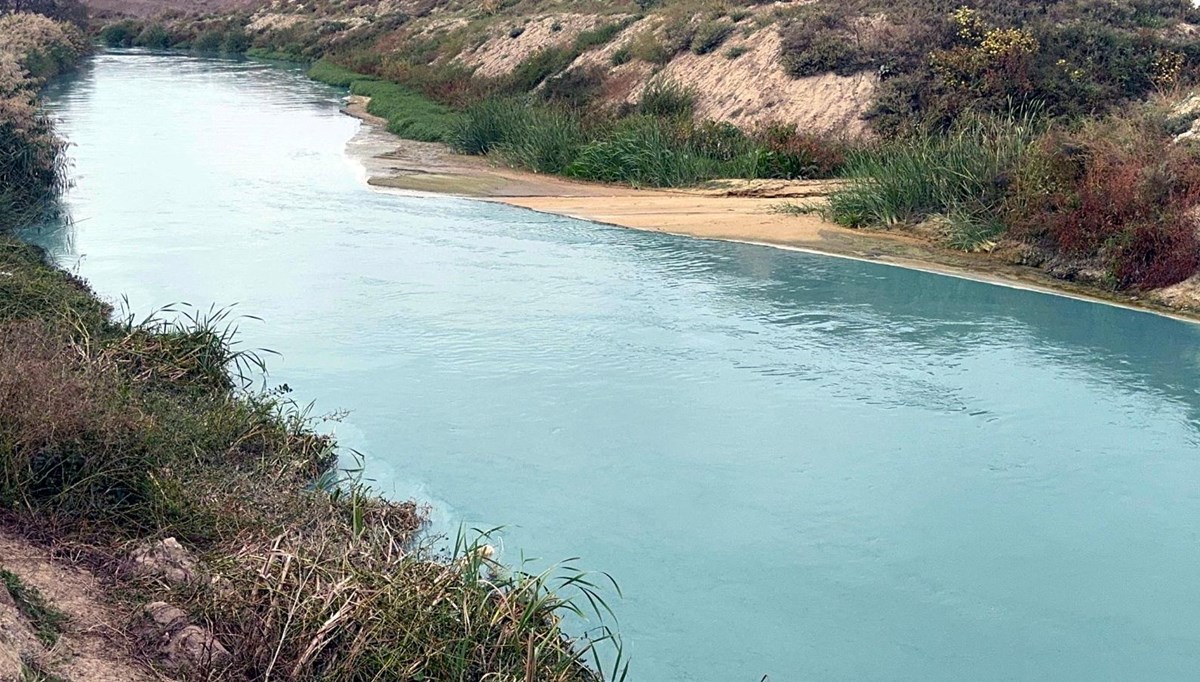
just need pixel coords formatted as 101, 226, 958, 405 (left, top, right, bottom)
0, 3, 623, 680
91, 0, 1200, 318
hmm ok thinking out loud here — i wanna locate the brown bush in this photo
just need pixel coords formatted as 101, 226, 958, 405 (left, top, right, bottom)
1006, 110, 1200, 289
0, 320, 125, 453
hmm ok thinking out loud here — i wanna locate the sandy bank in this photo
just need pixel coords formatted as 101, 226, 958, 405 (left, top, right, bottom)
341, 96, 1200, 323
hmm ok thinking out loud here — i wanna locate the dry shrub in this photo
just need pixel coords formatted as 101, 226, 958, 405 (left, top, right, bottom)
751, 122, 848, 177
0, 321, 124, 454
1007, 111, 1200, 289
179, 528, 609, 682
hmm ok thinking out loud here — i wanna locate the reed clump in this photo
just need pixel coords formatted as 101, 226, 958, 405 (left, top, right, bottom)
826, 111, 1040, 249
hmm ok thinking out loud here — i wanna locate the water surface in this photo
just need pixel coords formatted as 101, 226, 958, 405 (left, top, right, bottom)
34, 53, 1200, 681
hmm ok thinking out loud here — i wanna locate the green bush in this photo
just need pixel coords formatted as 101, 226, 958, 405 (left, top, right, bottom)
691, 19, 734, 55
505, 46, 576, 91
192, 30, 224, 53
496, 106, 586, 174
449, 97, 529, 155
133, 23, 171, 49
573, 20, 631, 52
627, 30, 672, 64
221, 28, 251, 55
637, 80, 695, 118
99, 20, 139, 48
541, 67, 605, 108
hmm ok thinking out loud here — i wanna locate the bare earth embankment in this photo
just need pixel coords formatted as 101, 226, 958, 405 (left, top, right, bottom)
343, 97, 1200, 323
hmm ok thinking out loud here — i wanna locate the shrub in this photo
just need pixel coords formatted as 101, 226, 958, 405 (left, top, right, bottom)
573, 20, 630, 52
724, 45, 749, 59
192, 30, 225, 54
627, 30, 672, 64
133, 23, 171, 49
0, 14, 84, 229
99, 20, 139, 48
451, 97, 585, 173
495, 106, 586, 174
1007, 111, 1200, 289
691, 19, 734, 55
750, 122, 848, 177
450, 96, 531, 155
505, 46, 576, 92
221, 28, 251, 55
541, 66, 606, 108
611, 46, 632, 65
637, 80, 695, 118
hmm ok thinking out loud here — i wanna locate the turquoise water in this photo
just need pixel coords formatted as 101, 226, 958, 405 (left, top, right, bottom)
34, 53, 1200, 680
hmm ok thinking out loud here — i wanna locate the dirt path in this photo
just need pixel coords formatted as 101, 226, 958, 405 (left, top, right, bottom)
340, 98, 1200, 323
0, 532, 158, 682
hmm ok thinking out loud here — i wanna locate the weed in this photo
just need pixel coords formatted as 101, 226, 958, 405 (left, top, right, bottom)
0, 569, 68, 646
691, 19, 734, 55
567, 116, 718, 187
637, 80, 695, 118
573, 20, 632, 52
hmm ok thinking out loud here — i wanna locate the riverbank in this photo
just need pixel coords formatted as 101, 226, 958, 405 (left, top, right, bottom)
1, 38, 617, 682
342, 97, 1200, 324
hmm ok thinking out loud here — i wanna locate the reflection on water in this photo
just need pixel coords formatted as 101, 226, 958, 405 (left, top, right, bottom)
32, 51, 1200, 681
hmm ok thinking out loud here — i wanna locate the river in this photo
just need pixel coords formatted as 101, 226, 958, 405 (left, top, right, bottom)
30, 52, 1200, 681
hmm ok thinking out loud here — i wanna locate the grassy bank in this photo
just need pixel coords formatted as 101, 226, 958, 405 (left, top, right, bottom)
814, 97, 1200, 292
309, 56, 846, 188
0, 237, 623, 680
91, 0, 1200, 292
0, 12, 88, 227
3, 10, 623, 681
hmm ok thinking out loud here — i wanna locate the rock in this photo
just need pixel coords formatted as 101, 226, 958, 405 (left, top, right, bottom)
135, 601, 231, 674
138, 601, 188, 639
1172, 93, 1200, 119
162, 625, 231, 673
125, 538, 201, 585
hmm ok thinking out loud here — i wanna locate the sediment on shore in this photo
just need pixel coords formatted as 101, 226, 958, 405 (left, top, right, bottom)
341, 97, 1200, 324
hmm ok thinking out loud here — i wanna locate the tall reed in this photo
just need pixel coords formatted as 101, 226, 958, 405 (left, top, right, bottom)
826, 110, 1041, 249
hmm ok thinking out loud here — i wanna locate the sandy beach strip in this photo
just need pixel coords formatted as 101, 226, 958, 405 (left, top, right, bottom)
340, 96, 1200, 324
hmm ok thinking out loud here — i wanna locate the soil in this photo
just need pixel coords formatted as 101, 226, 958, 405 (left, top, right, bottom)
0, 532, 158, 682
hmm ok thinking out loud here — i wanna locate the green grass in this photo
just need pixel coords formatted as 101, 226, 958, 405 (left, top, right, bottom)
825, 112, 1039, 249
567, 117, 721, 187
307, 58, 366, 88
351, 80, 461, 142
308, 59, 459, 142
0, 570, 68, 646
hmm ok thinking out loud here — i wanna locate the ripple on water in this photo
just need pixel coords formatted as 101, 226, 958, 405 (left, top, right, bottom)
34, 51, 1200, 682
